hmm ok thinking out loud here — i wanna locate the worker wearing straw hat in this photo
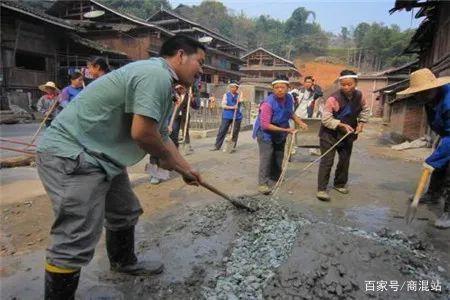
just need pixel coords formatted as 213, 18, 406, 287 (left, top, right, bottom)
37, 81, 60, 127
398, 68, 450, 229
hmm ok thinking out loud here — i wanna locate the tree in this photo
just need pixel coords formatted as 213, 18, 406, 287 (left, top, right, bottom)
341, 27, 350, 43
285, 7, 316, 37
194, 1, 234, 38
353, 22, 370, 47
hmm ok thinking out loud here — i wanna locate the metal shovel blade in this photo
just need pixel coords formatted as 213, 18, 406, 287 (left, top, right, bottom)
224, 138, 234, 153
405, 205, 417, 225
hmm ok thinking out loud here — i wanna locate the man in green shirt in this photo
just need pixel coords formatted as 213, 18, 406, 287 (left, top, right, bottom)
37, 35, 205, 299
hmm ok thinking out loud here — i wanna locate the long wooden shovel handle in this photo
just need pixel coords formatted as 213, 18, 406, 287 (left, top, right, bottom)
25, 99, 60, 149
199, 181, 233, 201
176, 167, 232, 201
271, 131, 296, 196
169, 94, 185, 130
0, 146, 35, 156
411, 167, 433, 208
182, 88, 192, 143
0, 138, 36, 147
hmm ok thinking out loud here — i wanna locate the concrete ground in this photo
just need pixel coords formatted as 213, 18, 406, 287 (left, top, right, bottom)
0, 120, 449, 299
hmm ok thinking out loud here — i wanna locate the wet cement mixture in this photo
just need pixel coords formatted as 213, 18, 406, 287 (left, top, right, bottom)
84, 196, 449, 300
2, 124, 450, 299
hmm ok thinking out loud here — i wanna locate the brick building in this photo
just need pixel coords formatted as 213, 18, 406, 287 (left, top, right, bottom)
387, 0, 450, 140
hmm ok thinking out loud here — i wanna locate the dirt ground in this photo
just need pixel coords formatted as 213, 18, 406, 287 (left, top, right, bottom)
1, 120, 449, 299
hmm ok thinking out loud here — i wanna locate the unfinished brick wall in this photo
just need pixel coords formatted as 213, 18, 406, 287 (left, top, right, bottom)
357, 78, 388, 118
389, 99, 428, 140
390, 101, 405, 135
403, 101, 426, 140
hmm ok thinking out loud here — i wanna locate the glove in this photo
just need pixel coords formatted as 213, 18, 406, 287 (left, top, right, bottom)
422, 162, 435, 172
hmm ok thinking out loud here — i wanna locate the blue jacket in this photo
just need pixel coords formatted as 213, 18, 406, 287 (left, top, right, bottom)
60, 86, 82, 108
222, 92, 243, 120
252, 93, 294, 143
425, 84, 450, 169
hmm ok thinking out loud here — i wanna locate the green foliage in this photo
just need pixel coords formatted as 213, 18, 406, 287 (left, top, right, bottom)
88, 1, 416, 68
285, 7, 316, 37
353, 23, 416, 68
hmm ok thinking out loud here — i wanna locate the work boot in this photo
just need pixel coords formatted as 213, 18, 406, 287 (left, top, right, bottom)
209, 147, 220, 151
333, 186, 349, 194
434, 212, 450, 229
408, 192, 440, 205
317, 191, 331, 201
258, 185, 271, 195
44, 264, 80, 300
106, 227, 164, 276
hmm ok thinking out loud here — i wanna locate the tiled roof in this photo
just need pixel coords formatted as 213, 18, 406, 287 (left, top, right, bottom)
1, 0, 77, 30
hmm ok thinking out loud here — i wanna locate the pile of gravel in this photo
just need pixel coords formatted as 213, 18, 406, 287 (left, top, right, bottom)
203, 197, 310, 299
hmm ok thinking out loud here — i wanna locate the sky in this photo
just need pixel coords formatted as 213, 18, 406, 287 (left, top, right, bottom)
168, 0, 422, 33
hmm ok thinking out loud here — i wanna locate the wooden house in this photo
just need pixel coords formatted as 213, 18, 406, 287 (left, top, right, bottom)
46, 0, 174, 60
240, 48, 301, 87
0, 0, 127, 110
147, 8, 247, 85
388, 0, 449, 140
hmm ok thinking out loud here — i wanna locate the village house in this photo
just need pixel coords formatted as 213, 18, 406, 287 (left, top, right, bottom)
372, 60, 419, 122
241, 48, 301, 88
386, 0, 450, 140
353, 60, 418, 118
147, 7, 247, 87
238, 47, 301, 108
46, 0, 174, 61
0, 0, 127, 114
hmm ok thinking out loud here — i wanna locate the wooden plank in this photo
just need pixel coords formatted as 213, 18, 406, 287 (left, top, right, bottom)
0, 155, 35, 168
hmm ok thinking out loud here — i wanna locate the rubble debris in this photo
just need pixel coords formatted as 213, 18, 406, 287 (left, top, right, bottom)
203, 197, 309, 299
391, 137, 430, 151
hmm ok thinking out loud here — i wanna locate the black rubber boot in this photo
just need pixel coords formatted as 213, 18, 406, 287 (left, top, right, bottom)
106, 226, 164, 276
45, 269, 80, 300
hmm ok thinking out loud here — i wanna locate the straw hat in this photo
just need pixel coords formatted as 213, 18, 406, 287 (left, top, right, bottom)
38, 81, 60, 92
397, 68, 450, 95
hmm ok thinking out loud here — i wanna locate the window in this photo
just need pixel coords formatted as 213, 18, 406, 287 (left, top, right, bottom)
218, 58, 230, 70
201, 74, 212, 83
255, 90, 265, 104
15, 52, 46, 71
262, 59, 273, 66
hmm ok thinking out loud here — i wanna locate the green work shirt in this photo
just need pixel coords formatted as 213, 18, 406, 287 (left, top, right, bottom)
37, 58, 176, 179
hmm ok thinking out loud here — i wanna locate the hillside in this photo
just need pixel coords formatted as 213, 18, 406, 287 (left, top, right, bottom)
295, 59, 352, 92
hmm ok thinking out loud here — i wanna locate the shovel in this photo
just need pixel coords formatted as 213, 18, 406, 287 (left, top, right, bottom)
405, 165, 433, 224
177, 169, 256, 212
224, 93, 242, 154
180, 88, 192, 155
200, 181, 257, 212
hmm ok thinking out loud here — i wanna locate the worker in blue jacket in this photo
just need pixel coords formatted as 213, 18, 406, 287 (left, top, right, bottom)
398, 68, 450, 229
